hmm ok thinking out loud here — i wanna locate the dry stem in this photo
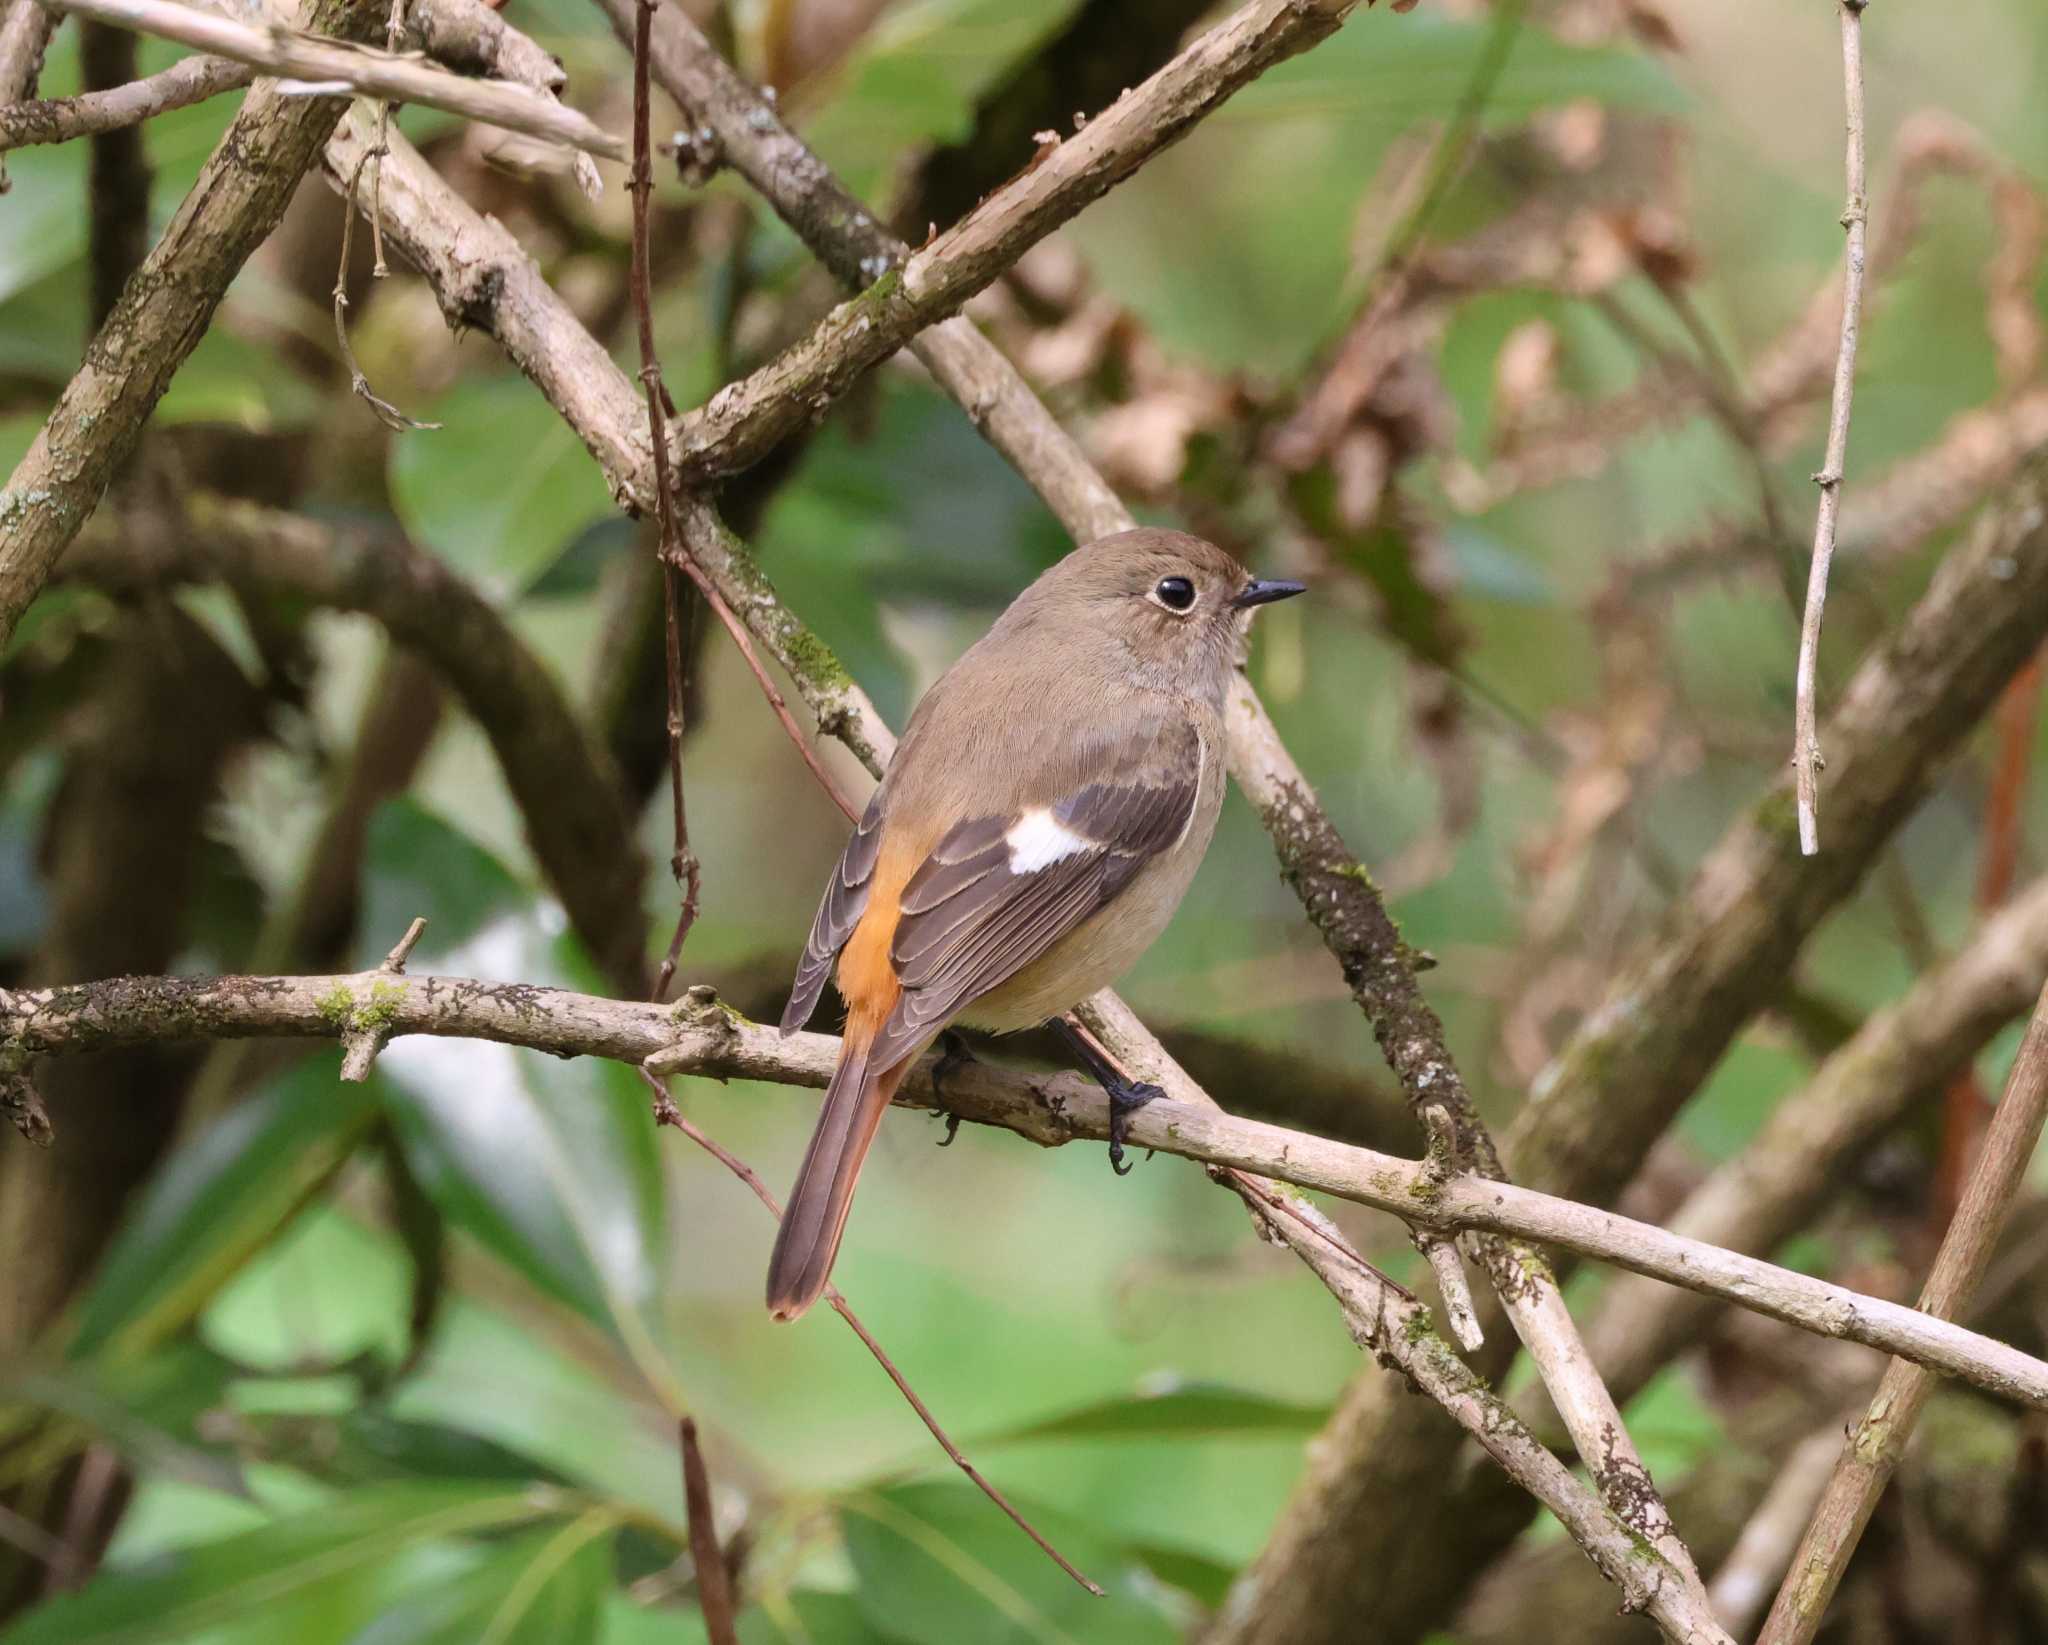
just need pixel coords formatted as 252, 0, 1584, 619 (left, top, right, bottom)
1791, 0, 1871, 854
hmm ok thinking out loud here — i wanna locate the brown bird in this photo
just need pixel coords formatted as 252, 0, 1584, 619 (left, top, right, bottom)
767, 528, 1304, 1320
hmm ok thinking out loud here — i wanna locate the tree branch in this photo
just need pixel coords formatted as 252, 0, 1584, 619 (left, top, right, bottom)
1584, 868, 2048, 1410
0, 0, 57, 187
0, 45, 246, 155
34, 0, 624, 159
1792, 0, 1872, 854
4, 969, 2046, 1419
1758, 978, 2048, 1645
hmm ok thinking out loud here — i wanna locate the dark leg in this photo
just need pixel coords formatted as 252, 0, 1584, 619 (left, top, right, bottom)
931, 1030, 976, 1146
1051, 1018, 1163, 1176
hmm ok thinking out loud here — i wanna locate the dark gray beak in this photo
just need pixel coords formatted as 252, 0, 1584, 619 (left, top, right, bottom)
1231, 577, 1307, 610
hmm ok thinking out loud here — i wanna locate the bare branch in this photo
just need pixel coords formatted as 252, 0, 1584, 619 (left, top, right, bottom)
36, 0, 625, 159
337, 916, 426, 1079
0, 51, 248, 154
1758, 977, 2048, 1645
0, 0, 57, 187
677, 1417, 738, 1644
1791, 0, 1872, 855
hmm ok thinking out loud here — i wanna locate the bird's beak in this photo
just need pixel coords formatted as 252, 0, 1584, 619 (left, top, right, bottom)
1230, 578, 1307, 610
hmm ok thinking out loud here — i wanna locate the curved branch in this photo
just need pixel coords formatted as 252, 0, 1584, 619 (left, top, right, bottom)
3, 968, 2046, 1417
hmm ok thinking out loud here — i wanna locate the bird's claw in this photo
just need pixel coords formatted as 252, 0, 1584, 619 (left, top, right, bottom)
1106, 1080, 1163, 1176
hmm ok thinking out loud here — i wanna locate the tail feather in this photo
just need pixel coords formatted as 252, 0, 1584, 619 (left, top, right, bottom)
766, 1034, 907, 1321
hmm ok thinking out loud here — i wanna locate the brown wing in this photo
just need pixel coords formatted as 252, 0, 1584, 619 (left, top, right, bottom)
868, 729, 1200, 1067
779, 784, 887, 1034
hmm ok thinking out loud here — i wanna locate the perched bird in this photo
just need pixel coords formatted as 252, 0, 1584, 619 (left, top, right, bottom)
767, 529, 1304, 1320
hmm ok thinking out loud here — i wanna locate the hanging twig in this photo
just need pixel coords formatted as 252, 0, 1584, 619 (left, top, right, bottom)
1792, 0, 1872, 855
636, 1066, 1104, 1597
333, 145, 440, 430
627, 0, 701, 994
1757, 977, 2048, 1645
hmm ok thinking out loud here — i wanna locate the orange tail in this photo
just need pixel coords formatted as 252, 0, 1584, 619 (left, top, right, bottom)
766, 1028, 909, 1321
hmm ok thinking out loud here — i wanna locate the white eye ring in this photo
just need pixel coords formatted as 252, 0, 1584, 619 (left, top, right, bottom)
1151, 575, 1197, 614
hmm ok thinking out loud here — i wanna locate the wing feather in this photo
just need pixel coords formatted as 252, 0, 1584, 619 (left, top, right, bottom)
780, 785, 888, 1034
869, 720, 1201, 1065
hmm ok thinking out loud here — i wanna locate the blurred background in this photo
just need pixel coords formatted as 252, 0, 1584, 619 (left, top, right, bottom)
4, 0, 2048, 1638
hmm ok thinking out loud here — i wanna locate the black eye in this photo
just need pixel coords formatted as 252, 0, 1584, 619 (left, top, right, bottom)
1153, 576, 1196, 612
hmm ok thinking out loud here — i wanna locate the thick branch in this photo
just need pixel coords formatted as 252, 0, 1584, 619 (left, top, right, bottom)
0, 0, 382, 650
1, 48, 247, 154
35, 0, 623, 158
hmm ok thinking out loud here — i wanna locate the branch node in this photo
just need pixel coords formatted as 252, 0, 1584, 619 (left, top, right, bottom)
380, 914, 428, 974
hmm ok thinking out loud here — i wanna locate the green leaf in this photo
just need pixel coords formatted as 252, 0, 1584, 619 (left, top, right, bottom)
984, 1384, 1328, 1445
801, 0, 1083, 203
69, 1061, 382, 1360
387, 375, 615, 600
367, 802, 665, 1333
346, 1519, 612, 1645
3, 1481, 555, 1645
738, 1590, 906, 1645
842, 1482, 1178, 1645
5, 1341, 247, 1498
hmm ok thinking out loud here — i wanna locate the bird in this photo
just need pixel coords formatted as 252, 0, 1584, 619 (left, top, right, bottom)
766, 528, 1305, 1321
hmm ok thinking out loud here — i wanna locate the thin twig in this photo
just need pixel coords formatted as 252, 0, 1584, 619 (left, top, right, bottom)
0, 52, 251, 153
636, 1065, 1103, 1597
333, 150, 439, 430
1792, 0, 1871, 855
1758, 976, 2048, 1645
37, 0, 625, 160
679, 1417, 739, 1645
1707, 1422, 1846, 1637
627, 0, 701, 995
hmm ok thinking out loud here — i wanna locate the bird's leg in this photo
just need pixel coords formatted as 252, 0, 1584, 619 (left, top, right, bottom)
930, 1029, 977, 1146
1052, 1017, 1163, 1176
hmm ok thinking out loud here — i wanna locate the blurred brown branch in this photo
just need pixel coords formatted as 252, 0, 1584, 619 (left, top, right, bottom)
1760, 979, 2048, 1645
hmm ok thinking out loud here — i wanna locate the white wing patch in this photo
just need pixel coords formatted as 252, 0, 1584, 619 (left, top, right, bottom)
1005, 807, 1093, 874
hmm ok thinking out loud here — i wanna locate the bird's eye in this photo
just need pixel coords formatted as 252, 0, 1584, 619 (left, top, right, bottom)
1153, 576, 1196, 613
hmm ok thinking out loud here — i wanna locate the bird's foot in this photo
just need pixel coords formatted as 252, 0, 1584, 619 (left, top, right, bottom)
1106, 1078, 1163, 1176
932, 1030, 977, 1147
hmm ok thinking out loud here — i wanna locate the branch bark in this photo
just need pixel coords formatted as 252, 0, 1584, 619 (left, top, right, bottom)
0, 0, 383, 651
1792, 0, 1872, 853
1758, 978, 2048, 1645
34, 0, 624, 158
